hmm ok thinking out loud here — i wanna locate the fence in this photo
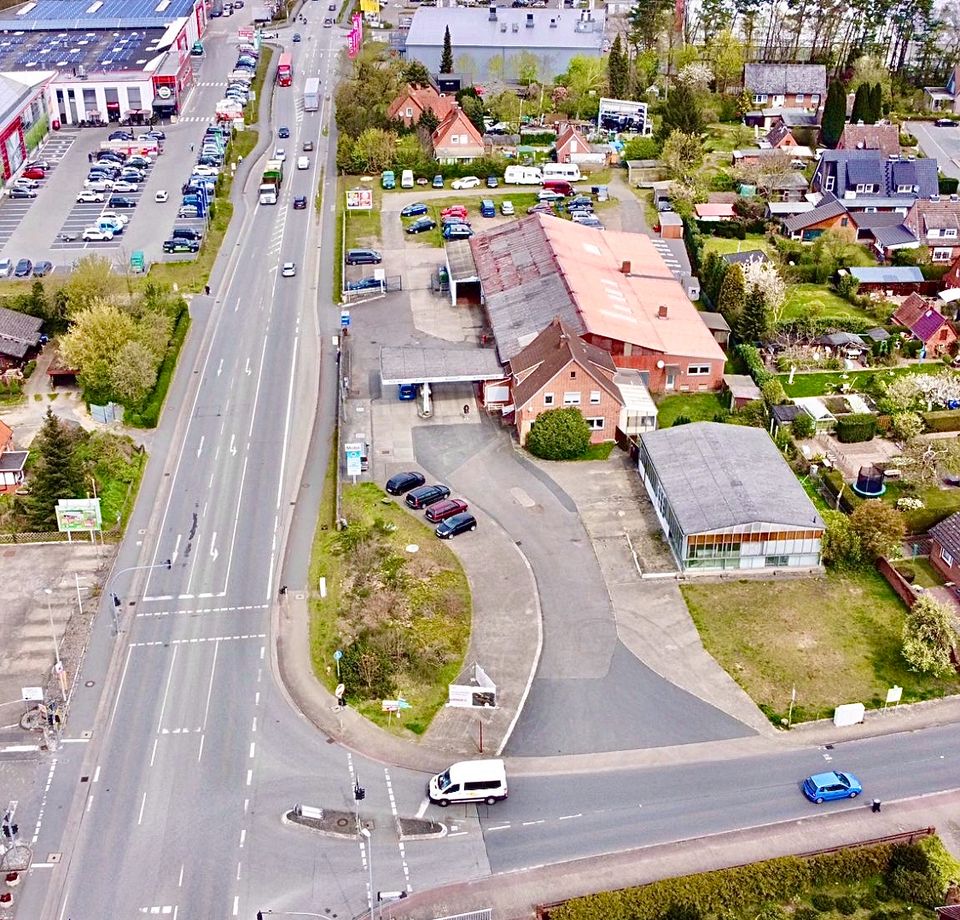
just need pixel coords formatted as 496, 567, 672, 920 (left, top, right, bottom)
877, 556, 920, 609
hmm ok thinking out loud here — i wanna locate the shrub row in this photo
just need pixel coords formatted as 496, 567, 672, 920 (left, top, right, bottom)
836, 413, 877, 443
736, 343, 774, 386
125, 306, 190, 428
551, 841, 906, 920
922, 409, 960, 432
820, 467, 863, 514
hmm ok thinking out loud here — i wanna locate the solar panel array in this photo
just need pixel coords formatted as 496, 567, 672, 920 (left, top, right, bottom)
2, 0, 195, 25
0, 26, 165, 72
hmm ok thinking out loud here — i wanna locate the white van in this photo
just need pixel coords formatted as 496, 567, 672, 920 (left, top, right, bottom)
541, 162, 582, 182
427, 759, 508, 807
401, 169, 415, 188
504, 165, 542, 185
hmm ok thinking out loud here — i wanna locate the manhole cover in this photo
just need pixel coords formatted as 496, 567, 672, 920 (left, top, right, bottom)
47, 853, 61, 863
85, 681, 95, 688
336, 818, 349, 828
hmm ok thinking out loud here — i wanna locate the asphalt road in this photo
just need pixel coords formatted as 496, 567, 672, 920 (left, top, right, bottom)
907, 120, 960, 179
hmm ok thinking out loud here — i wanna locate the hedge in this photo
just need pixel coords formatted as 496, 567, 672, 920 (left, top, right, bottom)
551, 841, 907, 920
682, 214, 704, 271
820, 467, 863, 514
836, 414, 877, 443
922, 409, 960, 432
125, 306, 191, 428
736, 343, 773, 386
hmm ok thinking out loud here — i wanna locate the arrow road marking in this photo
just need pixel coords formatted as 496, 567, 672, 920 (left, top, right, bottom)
229, 434, 237, 457
196, 436, 204, 458
210, 532, 219, 562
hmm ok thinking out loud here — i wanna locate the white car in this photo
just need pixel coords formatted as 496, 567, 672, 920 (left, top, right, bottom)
500, 200, 515, 216
281, 261, 296, 277
14, 178, 40, 190
193, 165, 220, 176
154, 190, 169, 203
76, 189, 105, 203
452, 176, 481, 190
82, 227, 114, 241
273, 148, 286, 161
297, 156, 309, 170
0, 259, 13, 278
99, 211, 129, 226
111, 181, 138, 194
84, 178, 115, 191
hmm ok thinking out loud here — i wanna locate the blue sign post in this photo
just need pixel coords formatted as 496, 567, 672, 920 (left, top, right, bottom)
334, 649, 343, 678
340, 309, 351, 329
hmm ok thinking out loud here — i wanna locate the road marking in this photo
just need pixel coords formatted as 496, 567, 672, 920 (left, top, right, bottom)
109, 644, 135, 729
132, 633, 266, 647
196, 435, 204, 458
93, 765, 100, 783
487, 824, 510, 831
136, 604, 269, 618
197, 734, 205, 762
249, 742, 256, 759
236, 861, 242, 880
202, 638, 219, 730
209, 531, 219, 562
217, 358, 223, 376
239, 828, 246, 848
150, 738, 158, 767
385, 767, 413, 891
156, 644, 179, 732
138, 792, 147, 825
233, 895, 239, 916
251, 716, 257, 733
246, 769, 253, 786
521, 820, 545, 826
447, 831, 467, 837
558, 813, 582, 820
220, 454, 249, 596
179, 865, 184, 887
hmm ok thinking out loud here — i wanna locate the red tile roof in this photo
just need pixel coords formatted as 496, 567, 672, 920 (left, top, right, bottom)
893, 292, 949, 342
432, 107, 484, 153
387, 84, 455, 124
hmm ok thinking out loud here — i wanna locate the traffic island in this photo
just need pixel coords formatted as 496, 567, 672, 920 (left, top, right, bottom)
284, 806, 364, 839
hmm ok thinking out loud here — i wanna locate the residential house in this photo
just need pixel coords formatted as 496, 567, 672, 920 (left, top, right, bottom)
743, 63, 827, 111
811, 149, 939, 206
431, 107, 485, 164
0, 419, 26, 492
781, 194, 858, 242
837, 124, 901, 159
942, 252, 960, 291
507, 317, 624, 444
469, 214, 727, 394
892, 292, 958, 356
555, 122, 603, 166
402, 5, 606, 84
762, 123, 798, 150
637, 422, 824, 572
903, 198, 960, 264
928, 511, 960, 582
847, 266, 927, 297
924, 65, 960, 113
387, 83, 455, 128
0, 306, 43, 370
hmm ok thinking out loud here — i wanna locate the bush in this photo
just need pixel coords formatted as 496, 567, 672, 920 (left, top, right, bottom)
835, 414, 877, 443
858, 893, 878, 910
835, 896, 858, 915
761, 378, 787, 406
22, 359, 36, 380
837, 274, 861, 300
921, 409, 960, 432
736, 343, 773, 386
525, 407, 592, 460
939, 175, 960, 195
873, 883, 892, 902
792, 413, 815, 439
887, 866, 943, 907
702, 220, 747, 239
795, 908, 819, 920
811, 894, 835, 912
672, 415, 693, 426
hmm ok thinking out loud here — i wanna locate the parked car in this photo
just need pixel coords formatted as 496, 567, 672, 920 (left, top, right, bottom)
486, 175, 499, 188
99, 211, 129, 226
75, 189, 103, 204
292, 32, 302, 41
656, 199, 674, 213
109, 130, 133, 141
405, 484, 451, 509
281, 261, 297, 277
802, 771, 862, 804
155, 190, 169, 202
346, 248, 382, 265
9, 187, 37, 199
538, 189, 564, 202
398, 383, 418, 400
347, 277, 383, 292
385, 471, 425, 495
401, 202, 429, 218
108, 196, 136, 208
14, 259, 33, 278
13, 178, 39, 190
0, 259, 12, 277
278, 126, 290, 138
111, 182, 138, 194
568, 195, 594, 211
323, 17, 333, 25
442, 224, 473, 240
500, 200, 515, 216
193, 165, 220, 176
935, 118, 956, 127
178, 205, 200, 218
24, 159, 49, 170
452, 176, 480, 190
441, 205, 468, 219
23, 167, 46, 180
293, 195, 307, 210
82, 227, 114, 241
32, 261, 53, 277
432, 175, 444, 188
425, 498, 469, 523
406, 217, 437, 234
163, 238, 200, 253
172, 226, 203, 241
435, 512, 477, 538
527, 202, 555, 214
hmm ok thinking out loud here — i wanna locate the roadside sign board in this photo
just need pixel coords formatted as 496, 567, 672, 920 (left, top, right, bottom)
345, 443, 363, 477
346, 188, 373, 210
340, 310, 350, 328
55, 498, 102, 533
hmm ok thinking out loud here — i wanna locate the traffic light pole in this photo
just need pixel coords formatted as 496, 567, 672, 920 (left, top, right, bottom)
107, 559, 172, 635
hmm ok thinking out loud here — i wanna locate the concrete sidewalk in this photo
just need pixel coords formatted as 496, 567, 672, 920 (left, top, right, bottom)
380, 789, 960, 920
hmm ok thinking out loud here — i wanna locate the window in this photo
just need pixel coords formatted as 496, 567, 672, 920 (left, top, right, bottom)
543, 392, 555, 406
841, 217, 849, 226
896, 184, 913, 193
406, 106, 413, 117
688, 364, 711, 376
855, 183, 875, 193
450, 134, 459, 144
942, 546, 954, 567
753, 93, 768, 104
586, 417, 605, 430
569, 370, 577, 378
563, 392, 581, 405
934, 247, 953, 262
795, 94, 804, 104
947, 228, 958, 238
589, 390, 602, 404
824, 175, 835, 191
464, 780, 504, 791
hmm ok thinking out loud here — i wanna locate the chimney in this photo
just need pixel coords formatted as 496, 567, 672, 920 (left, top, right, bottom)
620, 260, 631, 274
658, 304, 668, 319
488, 2, 496, 20
526, 11, 534, 26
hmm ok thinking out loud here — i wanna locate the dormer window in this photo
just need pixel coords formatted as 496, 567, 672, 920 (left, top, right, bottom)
855, 183, 875, 193
946, 228, 958, 238
824, 175, 835, 191
896, 184, 913, 193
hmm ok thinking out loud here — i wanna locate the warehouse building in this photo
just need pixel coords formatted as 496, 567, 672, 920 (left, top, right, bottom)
637, 422, 824, 572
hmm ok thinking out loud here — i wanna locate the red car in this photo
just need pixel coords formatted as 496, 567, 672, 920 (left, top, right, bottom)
22, 167, 45, 180
440, 205, 468, 219
425, 498, 469, 523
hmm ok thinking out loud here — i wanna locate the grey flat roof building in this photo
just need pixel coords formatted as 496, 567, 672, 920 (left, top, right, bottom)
637, 422, 823, 571
403, 6, 605, 82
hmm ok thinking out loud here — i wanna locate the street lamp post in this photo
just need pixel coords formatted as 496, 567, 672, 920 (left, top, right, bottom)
44, 588, 67, 701
108, 559, 172, 635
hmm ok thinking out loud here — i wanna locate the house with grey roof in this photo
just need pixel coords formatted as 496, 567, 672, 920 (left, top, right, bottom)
637, 422, 824, 572
743, 64, 826, 111
0, 307, 43, 369
811, 150, 939, 204
402, 5, 606, 83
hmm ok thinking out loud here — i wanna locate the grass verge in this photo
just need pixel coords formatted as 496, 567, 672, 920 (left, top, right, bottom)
656, 392, 727, 426
681, 567, 960, 725
245, 45, 274, 127
575, 442, 616, 461
309, 481, 471, 736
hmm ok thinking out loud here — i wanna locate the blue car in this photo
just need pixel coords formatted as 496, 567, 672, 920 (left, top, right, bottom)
802, 771, 862, 804
400, 202, 428, 218
435, 512, 477, 539
432, 175, 444, 188
398, 384, 418, 400
346, 277, 383, 292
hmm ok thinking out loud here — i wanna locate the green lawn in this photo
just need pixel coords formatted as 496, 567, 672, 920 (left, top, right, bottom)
781, 283, 867, 321
702, 233, 771, 257
656, 392, 728, 426
309, 481, 471, 737
881, 479, 960, 534
344, 184, 383, 249
681, 568, 960, 725
893, 555, 945, 588
780, 364, 943, 398
704, 122, 751, 153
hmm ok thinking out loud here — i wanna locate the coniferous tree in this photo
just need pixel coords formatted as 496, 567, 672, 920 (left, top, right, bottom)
717, 263, 746, 326
869, 82, 883, 123
736, 286, 770, 344
26, 409, 84, 530
656, 82, 704, 143
850, 83, 869, 123
821, 80, 846, 149
607, 34, 629, 99
440, 26, 453, 74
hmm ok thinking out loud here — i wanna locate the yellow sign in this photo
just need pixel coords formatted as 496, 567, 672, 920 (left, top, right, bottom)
359, 0, 379, 14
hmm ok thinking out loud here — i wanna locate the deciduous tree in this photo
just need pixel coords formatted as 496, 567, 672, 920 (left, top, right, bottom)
902, 594, 957, 676
351, 127, 398, 172
849, 500, 905, 560
707, 28, 743, 93
61, 256, 120, 316
661, 130, 704, 181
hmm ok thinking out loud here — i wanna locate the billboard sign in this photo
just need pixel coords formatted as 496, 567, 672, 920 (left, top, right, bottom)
346, 188, 373, 210
347, 12, 362, 58
598, 97, 651, 136
359, 0, 379, 12
345, 443, 363, 477
55, 498, 102, 533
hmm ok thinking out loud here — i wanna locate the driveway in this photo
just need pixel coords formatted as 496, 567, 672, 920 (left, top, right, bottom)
412, 420, 754, 755
907, 121, 960, 180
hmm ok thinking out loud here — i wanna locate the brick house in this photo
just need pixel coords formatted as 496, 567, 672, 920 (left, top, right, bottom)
764, 123, 798, 149
431, 107, 485, 164
903, 199, 960, 264
508, 317, 623, 444
892, 293, 958, 356
555, 123, 596, 164
929, 512, 960, 582
781, 195, 858, 242
743, 63, 826, 110
942, 252, 960, 290
387, 84, 455, 128
837, 124, 901, 158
